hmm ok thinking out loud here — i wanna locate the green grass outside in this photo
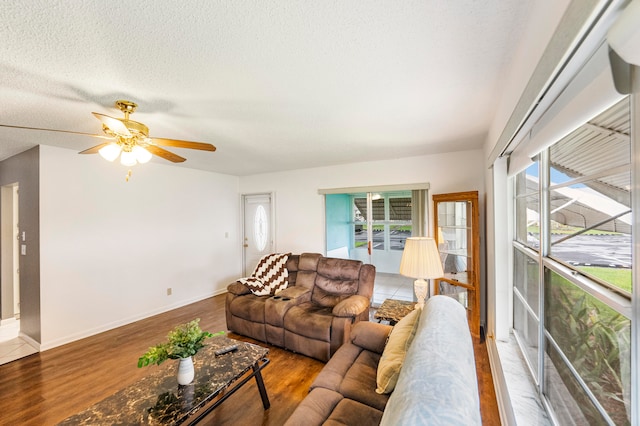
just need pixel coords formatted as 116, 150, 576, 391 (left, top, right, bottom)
577, 266, 632, 293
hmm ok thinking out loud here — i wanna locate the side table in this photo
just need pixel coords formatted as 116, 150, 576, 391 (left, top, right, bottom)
374, 299, 415, 325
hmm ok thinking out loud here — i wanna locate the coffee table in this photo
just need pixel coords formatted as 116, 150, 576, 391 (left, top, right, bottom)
58, 336, 269, 425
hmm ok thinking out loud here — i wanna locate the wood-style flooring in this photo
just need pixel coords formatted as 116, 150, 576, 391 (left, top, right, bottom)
0, 295, 500, 425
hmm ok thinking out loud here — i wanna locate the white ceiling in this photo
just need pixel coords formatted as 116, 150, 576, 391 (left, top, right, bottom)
0, 1, 532, 176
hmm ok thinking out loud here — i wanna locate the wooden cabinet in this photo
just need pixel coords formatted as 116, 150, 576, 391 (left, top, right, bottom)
433, 191, 480, 337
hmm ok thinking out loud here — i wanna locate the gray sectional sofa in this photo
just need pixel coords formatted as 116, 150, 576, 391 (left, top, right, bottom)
285, 295, 482, 425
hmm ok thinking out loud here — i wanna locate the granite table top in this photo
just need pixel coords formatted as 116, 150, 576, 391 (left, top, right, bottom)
58, 335, 269, 425
374, 298, 416, 325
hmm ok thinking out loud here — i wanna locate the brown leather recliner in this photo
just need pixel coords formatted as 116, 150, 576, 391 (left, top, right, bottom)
225, 253, 375, 361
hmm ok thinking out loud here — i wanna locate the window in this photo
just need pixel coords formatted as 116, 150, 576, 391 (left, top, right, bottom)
514, 160, 540, 250
512, 98, 632, 425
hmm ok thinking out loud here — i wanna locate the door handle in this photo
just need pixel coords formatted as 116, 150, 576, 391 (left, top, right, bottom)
243, 244, 249, 248
368, 241, 372, 255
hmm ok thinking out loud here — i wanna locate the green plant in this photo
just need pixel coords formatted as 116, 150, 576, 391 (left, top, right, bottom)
137, 319, 222, 368
546, 275, 631, 425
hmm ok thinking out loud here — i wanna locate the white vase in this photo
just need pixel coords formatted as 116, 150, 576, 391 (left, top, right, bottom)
177, 356, 194, 385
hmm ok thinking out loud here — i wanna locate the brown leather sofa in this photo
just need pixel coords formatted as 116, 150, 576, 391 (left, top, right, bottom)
225, 253, 376, 361
284, 296, 482, 425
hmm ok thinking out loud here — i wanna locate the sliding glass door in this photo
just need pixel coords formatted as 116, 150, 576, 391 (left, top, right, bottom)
325, 186, 428, 305
350, 191, 412, 270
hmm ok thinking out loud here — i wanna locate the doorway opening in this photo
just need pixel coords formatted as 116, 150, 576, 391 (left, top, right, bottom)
0, 183, 36, 365
1, 183, 20, 326
323, 185, 430, 306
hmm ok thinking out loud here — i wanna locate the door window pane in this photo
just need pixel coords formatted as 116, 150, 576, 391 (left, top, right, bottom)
353, 197, 367, 249
253, 205, 268, 251
389, 196, 412, 251
437, 201, 471, 282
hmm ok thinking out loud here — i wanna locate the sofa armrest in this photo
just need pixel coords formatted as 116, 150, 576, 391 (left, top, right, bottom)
227, 281, 252, 296
276, 286, 312, 302
332, 295, 370, 318
350, 321, 392, 354
380, 296, 481, 425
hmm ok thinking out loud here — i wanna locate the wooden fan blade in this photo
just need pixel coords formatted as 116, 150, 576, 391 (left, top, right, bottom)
79, 143, 111, 155
91, 112, 131, 137
0, 123, 113, 139
145, 145, 186, 163
151, 138, 216, 152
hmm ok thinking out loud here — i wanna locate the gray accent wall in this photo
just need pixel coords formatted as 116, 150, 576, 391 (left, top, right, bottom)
0, 146, 40, 343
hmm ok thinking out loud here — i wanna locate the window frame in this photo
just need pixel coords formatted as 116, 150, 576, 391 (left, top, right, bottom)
511, 99, 633, 424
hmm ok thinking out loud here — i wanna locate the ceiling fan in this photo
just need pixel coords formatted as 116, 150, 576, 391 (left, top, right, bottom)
0, 100, 216, 167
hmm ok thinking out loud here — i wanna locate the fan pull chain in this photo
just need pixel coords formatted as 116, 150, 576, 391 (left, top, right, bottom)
125, 169, 132, 182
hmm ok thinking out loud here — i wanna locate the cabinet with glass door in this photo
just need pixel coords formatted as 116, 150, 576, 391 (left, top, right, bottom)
433, 191, 480, 337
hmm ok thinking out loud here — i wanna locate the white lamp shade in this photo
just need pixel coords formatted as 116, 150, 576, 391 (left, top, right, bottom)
98, 143, 122, 162
133, 145, 152, 163
399, 237, 444, 279
120, 150, 137, 166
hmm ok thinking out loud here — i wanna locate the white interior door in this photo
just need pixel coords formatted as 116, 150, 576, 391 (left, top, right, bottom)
243, 194, 274, 276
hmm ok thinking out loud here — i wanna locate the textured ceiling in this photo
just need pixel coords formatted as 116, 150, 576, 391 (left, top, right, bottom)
0, 1, 532, 176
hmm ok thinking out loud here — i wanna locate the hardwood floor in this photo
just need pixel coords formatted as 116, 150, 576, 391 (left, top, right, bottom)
0, 295, 500, 425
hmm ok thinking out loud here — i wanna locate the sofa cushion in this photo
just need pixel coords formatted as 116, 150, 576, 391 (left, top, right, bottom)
339, 350, 388, 411
265, 287, 312, 327
324, 398, 383, 426
310, 339, 389, 412
285, 303, 333, 341
311, 258, 362, 307
317, 257, 363, 282
375, 308, 421, 394
350, 322, 392, 354
239, 253, 290, 296
311, 285, 352, 308
228, 295, 268, 322
283, 387, 343, 426
311, 343, 364, 392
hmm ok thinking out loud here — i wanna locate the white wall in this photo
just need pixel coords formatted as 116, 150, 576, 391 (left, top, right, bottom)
483, 0, 571, 343
240, 149, 485, 256
38, 145, 241, 349
484, 0, 571, 156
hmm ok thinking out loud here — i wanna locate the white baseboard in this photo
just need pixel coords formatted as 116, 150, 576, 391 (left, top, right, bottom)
39, 291, 225, 351
19, 332, 41, 351
0, 317, 18, 326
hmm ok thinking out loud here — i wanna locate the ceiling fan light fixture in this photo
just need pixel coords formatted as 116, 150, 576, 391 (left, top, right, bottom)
98, 143, 122, 162
133, 145, 152, 164
120, 150, 137, 167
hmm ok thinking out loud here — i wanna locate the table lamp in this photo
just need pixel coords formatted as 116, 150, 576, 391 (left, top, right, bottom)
399, 237, 444, 309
